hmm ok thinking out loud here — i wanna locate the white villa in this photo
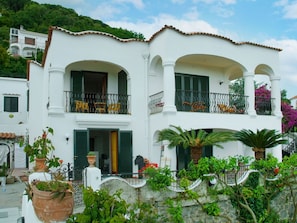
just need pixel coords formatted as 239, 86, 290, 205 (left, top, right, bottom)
9, 26, 47, 58
13, 25, 283, 175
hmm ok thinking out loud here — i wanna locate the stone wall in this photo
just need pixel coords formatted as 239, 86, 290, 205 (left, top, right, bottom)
100, 178, 237, 223
99, 177, 296, 222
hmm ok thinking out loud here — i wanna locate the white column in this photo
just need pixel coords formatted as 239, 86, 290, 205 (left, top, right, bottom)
270, 76, 282, 117
243, 72, 256, 116
143, 52, 151, 160
162, 60, 177, 113
48, 67, 64, 114
162, 141, 177, 171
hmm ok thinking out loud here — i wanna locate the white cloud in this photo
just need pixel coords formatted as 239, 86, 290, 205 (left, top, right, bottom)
283, 2, 297, 19
275, 0, 297, 19
212, 4, 234, 18
89, 3, 122, 20
263, 38, 297, 97
113, 0, 145, 9
106, 14, 218, 39
183, 7, 200, 20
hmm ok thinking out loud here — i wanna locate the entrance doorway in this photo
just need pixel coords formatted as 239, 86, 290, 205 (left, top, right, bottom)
73, 129, 132, 179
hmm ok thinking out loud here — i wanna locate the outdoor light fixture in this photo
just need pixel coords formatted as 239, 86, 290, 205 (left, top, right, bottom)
65, 133, 70, 143
219, 80, 224, 85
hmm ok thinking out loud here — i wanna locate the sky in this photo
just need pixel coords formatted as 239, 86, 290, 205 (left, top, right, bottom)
34, 0, 297, 99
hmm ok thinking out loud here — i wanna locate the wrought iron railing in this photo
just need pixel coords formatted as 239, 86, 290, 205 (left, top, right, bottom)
149, 90, 276, 115
175, 90, 248, 114
64, 91, 130, 114
255, 96, 274, 115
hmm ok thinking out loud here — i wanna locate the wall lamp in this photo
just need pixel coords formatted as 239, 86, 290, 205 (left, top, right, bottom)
219, 80, 224, 85
65, 133, 70, 143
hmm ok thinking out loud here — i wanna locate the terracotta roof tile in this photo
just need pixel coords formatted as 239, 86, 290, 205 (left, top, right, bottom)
0, 133, 16, 139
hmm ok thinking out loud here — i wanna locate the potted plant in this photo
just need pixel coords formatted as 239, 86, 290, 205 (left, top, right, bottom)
157, 125, 233, 164
26, 179, 74, 223
233, 128, 287, 160
20, 127, 60, 172
86, 151, 96, 167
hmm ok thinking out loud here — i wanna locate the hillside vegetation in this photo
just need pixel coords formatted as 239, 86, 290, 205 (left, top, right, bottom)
0, 0, 144, 78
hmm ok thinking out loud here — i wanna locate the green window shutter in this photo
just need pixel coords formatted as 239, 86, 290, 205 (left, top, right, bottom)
176, 145, 191, 171
118, 131, 132, 175
118, 70, 127, 96
203, 129, 213, 157
118, 70, 128, 113
203, 146, 213, 157
4, 96, 18, 112
200, 76, 209, 92
71, 71, 83, 100
74, 129, 89, 180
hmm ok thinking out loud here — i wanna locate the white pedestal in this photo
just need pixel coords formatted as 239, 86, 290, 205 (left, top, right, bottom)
83, 167, 102, 191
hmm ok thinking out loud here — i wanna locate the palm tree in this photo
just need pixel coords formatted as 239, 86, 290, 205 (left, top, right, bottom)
233, 129, 287, 160
157, 125, 234, 164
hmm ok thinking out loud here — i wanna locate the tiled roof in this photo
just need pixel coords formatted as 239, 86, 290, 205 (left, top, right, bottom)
148, 25, 282, 52
0, 133, 16, 139
37, 25, 282, 68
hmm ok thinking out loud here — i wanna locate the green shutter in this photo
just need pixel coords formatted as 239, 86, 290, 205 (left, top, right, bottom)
118, 131, 132, 176
118, 70, 127, 113
74, 129, 89, 180
4, 97, 18, 112
176, 145, 191, 171
203, 146, 213, 157
203, 129, 213, 157
71, 71, 83, 100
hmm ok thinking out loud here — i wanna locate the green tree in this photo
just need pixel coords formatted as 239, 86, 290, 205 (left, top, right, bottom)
0, 45, 9, 66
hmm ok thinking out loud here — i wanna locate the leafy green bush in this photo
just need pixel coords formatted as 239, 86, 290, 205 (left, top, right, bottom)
145, 166, 173, 191
203, 202, 221, 216
67, 187, 161, 223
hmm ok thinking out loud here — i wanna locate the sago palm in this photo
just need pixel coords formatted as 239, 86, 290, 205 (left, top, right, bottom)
233, 129, 287, 160
157, 125, 233, 164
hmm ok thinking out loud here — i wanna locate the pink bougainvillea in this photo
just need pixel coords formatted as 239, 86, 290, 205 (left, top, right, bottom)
281, 102, 297, 132
255, 85, 297, 132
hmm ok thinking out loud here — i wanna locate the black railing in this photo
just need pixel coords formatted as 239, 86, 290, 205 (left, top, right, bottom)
148, 90, 275, 115
64, 91, 130, 114
255, 96, 274, 115
175, 90, 248, 114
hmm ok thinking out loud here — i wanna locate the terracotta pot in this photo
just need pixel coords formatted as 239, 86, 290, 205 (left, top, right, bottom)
32, 185, 74, 223
34, 158, 47, 172
87, 155, 96, 167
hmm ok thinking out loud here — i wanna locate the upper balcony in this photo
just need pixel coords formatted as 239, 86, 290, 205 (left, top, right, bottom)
149, 90, 273, 116
64, 91, 131, 114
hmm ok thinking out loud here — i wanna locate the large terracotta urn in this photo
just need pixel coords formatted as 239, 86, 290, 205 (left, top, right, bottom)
32, 185, 74, 223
